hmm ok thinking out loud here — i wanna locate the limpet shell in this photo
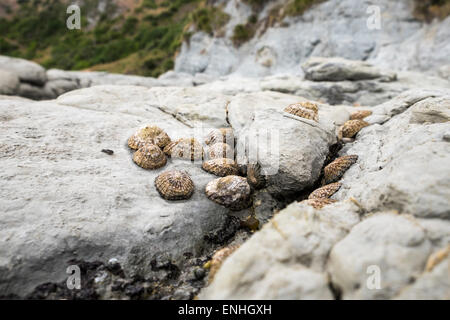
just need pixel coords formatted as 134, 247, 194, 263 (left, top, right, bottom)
208, 245, 240, 281
206, 142, 234, 160
284, 102, 319, 121
339, 119, 369, 138
308, 182, 341, 199
132, 143, 167, 169
205, 175, 252, 211
350, 110, 372, 120
323, 155, 358, 184
155, 170, 194, 200
128, 126, 171, 150
302, 198, 337, 209
205, 128, 234, 146
202, 158, 239, 177
247, 163, 266, 190
163, 138, 204, 161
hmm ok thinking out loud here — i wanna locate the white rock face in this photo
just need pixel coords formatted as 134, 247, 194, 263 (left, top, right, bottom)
334, 89, 450, 219
200, 201, 361, 299
175, 0, 450, 78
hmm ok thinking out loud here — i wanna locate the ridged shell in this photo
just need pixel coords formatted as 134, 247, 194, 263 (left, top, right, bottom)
128, 126, 171, 150
284, 102, 319, 121
208, 245, 240, 281
206, 142, 234, 160
323, 155, 358, 184
308, 182, 341, 199
202, 158, 239, 177
350, 110, 372, 120
302, 198, 337, 209
132, 143, 167, 169
155, 170, 194, 200
205, 128, 234, 146
340, 119, 369, 138
205, 175, 252, 211
247, 163, 266, 190
163, 138, 203, 161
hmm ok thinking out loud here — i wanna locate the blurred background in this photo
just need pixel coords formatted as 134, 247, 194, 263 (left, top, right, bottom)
1, 0, 449, 78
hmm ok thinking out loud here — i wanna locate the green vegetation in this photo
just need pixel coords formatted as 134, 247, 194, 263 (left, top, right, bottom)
190, 6, 230, 35
285, 0, 324, 16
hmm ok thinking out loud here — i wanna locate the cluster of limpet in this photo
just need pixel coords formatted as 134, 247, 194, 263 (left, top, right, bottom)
323, 155, 358, 184
128, 126, 171, 150
339, 119, 369, 139
350, 110, 372, 120
155, 170, 194, 200
284, 101, 319, 121
164, 138, 204, 161
132, 143, 167, 169
202, 158, 239, 177
205, 175, 252, 211
308, 182, 341, 199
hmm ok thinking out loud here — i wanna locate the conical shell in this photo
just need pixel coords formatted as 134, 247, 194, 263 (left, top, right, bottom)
205, 128, 234, 146
208, 245, 240, 281
128, 126, 171, 150
350, 110, 372, 120
132, 143, 167, 169
284, 102, 319, 121
155, 170, 194, 200
308, 182, 341, 199
205, 175, 252, 211
340, 119, 369, 138
323, 155, 358, 184
202, 158, 239, 177
302, 198, 337, 209
247, 163, 266, 190
206, 142, 234, 160
163, 138, 204, 161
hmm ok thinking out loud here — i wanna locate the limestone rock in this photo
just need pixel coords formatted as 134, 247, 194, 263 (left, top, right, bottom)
0, 55, 47, 85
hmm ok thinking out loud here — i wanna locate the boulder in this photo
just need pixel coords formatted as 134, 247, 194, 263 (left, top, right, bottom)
0, 70, 20, 95
0, 55, 47, 85
328, 213, 433, 299
301, 57, 396, 82
199, 200, 361, 299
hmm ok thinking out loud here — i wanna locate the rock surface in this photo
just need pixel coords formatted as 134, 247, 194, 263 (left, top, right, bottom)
0, 85, 346, 297
0, 55, 47, 85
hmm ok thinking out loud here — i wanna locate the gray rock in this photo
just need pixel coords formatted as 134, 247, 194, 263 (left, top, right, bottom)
199, 200, 361, 299
334, 90, 450, 219
17, 82, 54, 100
0, 55, 47, 85
0, 70, 20, 95
328, 213, 433, 299
301, 57, 396, 82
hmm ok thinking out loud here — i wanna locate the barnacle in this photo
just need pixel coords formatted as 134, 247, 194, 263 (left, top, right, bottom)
155, 170, 194, 200
205, 175, 252, 211
205, 128, 235, 146
339, 119, 369, 138
323, 155, 358, 184
128, 126, 171, 150
350, 110, 372, 120
308, 182, 341, 199
302, 198, 337, 209
132, 143, 167, 169
284, 102, 319, 121
202, 158, 239, 177
163, 138, 204, 161
246, 163, 266, 190
206, 142, 234, 160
